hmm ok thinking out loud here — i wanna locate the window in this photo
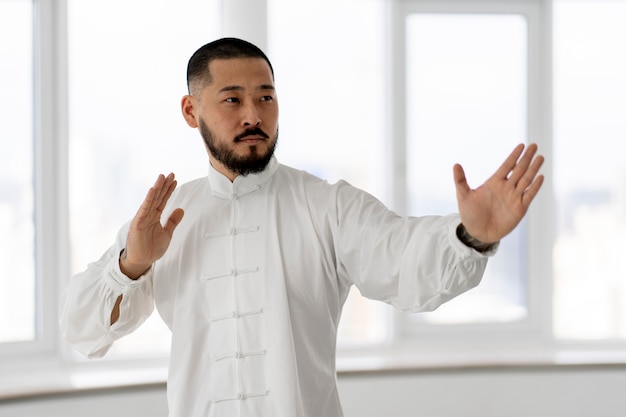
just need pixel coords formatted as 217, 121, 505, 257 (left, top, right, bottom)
0, 0, 34, 344
67, 0, 220, 358
553, 0, 626, 341
404, 13, 528, 325
382, 0, 551, 347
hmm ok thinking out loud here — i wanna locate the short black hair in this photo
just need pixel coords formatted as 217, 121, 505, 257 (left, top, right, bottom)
186, 37, 275, 95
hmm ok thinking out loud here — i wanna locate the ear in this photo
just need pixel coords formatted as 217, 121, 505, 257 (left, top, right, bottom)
181, 95, 199, 128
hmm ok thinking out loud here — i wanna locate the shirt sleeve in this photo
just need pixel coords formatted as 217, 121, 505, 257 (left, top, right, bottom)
58, 222, 156, 358
332, 181, 496, 313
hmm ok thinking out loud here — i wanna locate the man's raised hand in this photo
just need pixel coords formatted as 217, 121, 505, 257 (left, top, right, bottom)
453, 143, 544, 246
120, 173, 185, 279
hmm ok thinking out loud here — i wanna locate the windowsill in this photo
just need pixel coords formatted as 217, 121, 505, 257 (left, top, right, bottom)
3, 346, 626, 401
0, 359, 168, 401
336, 346, 626, 375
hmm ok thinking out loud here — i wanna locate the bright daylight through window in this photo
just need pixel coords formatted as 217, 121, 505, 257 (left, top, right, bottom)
0, 0, 34, 344
552, 0, 626, 341
405, 13, 528, 326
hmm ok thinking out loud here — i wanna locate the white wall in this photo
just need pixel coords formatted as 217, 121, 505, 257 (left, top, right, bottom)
2, 366, 626, 417
340, 366, 626, 417
0, 385, 167, 417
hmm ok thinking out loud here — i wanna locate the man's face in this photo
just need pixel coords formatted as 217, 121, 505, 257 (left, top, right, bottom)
182, 57, 279, 180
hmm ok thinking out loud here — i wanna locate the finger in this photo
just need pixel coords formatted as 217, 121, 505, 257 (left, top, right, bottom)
134, 175, 163, 220
143, 174, 166, 211
164, 208, 185, 236
508, 143, 539, 185
453, 163, 470, 198
515, 153, 544, 193
134, 173, 174, 224
154, 173, 176, 206
156, 178, 178, 212
493, 143, 525, 180
521, 174, 544, 208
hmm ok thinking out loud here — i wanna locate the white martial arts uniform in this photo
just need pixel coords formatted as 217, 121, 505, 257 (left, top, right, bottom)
60, 157, 493, 417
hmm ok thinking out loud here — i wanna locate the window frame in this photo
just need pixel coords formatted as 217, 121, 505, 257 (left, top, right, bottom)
378, 0, 555, 351
0, 0, 66, 362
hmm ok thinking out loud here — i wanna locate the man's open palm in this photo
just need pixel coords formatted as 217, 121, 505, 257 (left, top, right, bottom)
121, 173, 185, 279
454, 143, 544, 244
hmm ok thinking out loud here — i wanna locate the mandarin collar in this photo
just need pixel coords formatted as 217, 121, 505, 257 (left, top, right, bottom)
208, 156, 279, 199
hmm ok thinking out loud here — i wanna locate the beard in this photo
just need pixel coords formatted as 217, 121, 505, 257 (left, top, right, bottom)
199, 118, 278, 177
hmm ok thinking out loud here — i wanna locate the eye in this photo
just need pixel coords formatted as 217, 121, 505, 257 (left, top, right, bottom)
260, 95, 274, 102
225, 97, 240, 104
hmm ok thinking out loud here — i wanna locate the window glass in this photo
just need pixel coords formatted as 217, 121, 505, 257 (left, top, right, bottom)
405, 13, 529, 325
0, 0, 35, 343
67, 0, 220, 357
553, 0, 626, 340
268, 0, 391, 346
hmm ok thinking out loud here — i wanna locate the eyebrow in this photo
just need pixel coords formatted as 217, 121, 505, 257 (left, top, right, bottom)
218, 84, 275, 94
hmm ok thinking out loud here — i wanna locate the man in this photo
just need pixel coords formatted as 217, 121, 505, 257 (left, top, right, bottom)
60, 38, 544, 417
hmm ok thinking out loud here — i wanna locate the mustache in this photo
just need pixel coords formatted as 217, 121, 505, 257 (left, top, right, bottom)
234, 127, 270, 142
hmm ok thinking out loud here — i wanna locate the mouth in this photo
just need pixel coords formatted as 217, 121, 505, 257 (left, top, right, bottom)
234, 128, 270, 145
237, 135, 266, 145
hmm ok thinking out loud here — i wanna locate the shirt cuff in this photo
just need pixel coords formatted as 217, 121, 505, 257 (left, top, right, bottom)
448, 218, 499, 257
104, 255, 152, 295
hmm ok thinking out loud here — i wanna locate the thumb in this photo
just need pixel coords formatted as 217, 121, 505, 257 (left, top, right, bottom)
164, 208, 185, 236
453, 163, 470, 199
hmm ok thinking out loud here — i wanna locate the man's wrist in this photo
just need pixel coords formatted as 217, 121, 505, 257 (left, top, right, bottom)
456, 223, 497, 253
119, 248, 152, 280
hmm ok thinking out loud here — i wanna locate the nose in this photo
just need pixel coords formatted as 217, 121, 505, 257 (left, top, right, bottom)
241, 99, 262, 127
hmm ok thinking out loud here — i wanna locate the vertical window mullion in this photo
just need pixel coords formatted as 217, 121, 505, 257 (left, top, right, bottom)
33, 0, 70, 354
